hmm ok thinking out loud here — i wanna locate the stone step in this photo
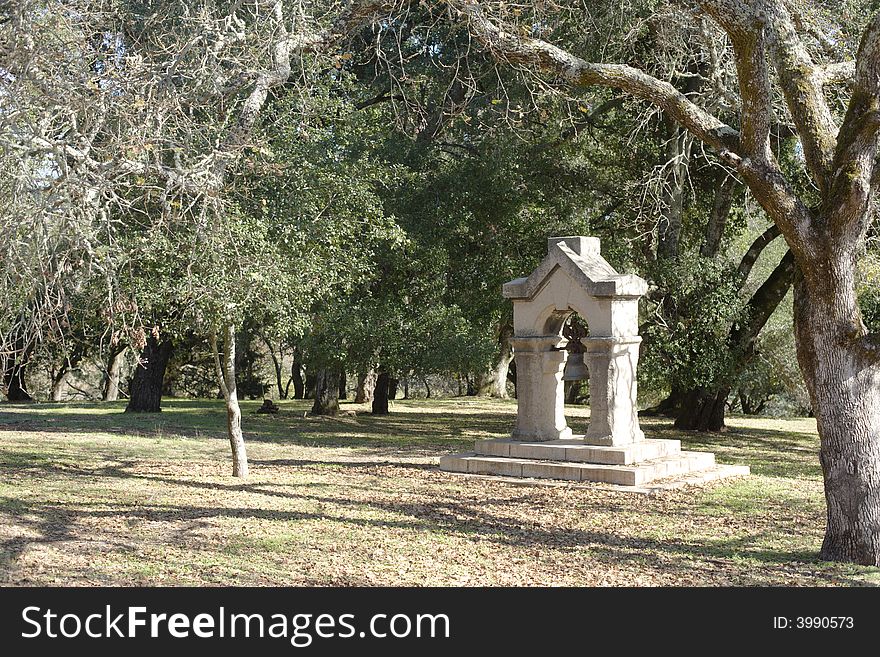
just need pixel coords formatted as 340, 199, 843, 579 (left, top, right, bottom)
439, 451, 717, 486
474, 438, 681, 465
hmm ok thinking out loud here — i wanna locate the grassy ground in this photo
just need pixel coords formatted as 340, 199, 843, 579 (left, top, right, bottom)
0, 397, 877, 586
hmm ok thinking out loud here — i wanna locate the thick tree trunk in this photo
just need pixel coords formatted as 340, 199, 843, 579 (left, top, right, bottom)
675, 386, 730, 431
304, 372, 316, 399
354, 370, 376, 404
644, 385, 685, 418
372, 370, 390, 415
211, 325, 248, 478
125, 337, 173, 412
311, 367, 341, 415
102, 346, 127, 401
793, 270, 880, 566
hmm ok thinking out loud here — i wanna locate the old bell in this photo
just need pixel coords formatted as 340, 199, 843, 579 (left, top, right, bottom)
562, 352, 589, 381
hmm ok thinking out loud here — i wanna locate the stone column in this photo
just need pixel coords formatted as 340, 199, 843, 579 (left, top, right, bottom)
583, 336, 645, 446
510, 336, 572, 442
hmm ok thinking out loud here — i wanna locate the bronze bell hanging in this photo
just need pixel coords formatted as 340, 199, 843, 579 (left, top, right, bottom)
562, 352, 589, 381
561, 315, 589, 381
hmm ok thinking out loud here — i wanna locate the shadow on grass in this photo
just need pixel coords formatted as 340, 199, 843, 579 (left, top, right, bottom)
0, 455, 863, 586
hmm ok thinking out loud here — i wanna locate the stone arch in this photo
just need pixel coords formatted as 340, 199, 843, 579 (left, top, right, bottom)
502, 236, 646, 446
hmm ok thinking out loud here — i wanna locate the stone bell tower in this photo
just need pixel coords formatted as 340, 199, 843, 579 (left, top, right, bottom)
440, 237, 749, 489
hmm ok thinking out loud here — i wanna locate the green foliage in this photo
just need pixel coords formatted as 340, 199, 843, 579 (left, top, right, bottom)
640, 253, 743, 396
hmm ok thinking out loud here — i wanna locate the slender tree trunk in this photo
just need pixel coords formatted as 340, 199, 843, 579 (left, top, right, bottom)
291, 349, 305, 399
211, 325, 248, 478
311, 367, 341, 415
402, 375, 409, 400
259, 334, 286, 399
793, 267, 880, 566
657, 123, 692, 260
125, 337, 173, 413
355, 370, 376, 404
423, 375, 431, 399
50, 370, 70, 402
372, 370, 390, 415
490, 324, 514, 398
701, 174, 740, 257
387, 377, 399, 401
102, 346, 127, 401
338, 371, 347, 400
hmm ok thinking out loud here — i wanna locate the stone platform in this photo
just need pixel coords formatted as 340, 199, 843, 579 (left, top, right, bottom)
439, 437, 749, 487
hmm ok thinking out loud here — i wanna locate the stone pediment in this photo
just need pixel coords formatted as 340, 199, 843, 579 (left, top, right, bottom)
502, 236, 647, 300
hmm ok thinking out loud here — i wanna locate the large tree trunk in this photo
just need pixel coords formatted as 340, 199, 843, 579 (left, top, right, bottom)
125, 336, 173, 413
311, 367, 341, 415
102, 346, 127, 401
794, 268, 880, 566
372, 370, 390, 415
211, 325, 248, 478
354, 370, 376, 404
675, 386, 731, 431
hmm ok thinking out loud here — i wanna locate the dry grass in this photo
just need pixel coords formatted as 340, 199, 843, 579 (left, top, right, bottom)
0, 398, 877, 586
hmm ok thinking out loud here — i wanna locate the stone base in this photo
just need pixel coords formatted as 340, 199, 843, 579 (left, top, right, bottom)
439, 437, 748, 487
511, 426, 573, 442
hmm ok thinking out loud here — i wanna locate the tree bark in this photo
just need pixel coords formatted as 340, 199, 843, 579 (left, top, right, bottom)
259, 333, 287, 399
372, 370, 390, 415
387, 377, 399, 401
50, 370, 70, 402
102, 346, 127, 401
125, 336, 173, 412
3, 340, 34, 402
675, 386, 731, 432
304, 372, 316, 399
291, 349, 305, 399
211, 325, 248, 478
489, 324, 514, 398
338, 371, 347, 400
311, 367, 341, 415
354, 370, 376, 404
657, 123, 691, 260
794, 267, 880, 566
701, 174, 740, 257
